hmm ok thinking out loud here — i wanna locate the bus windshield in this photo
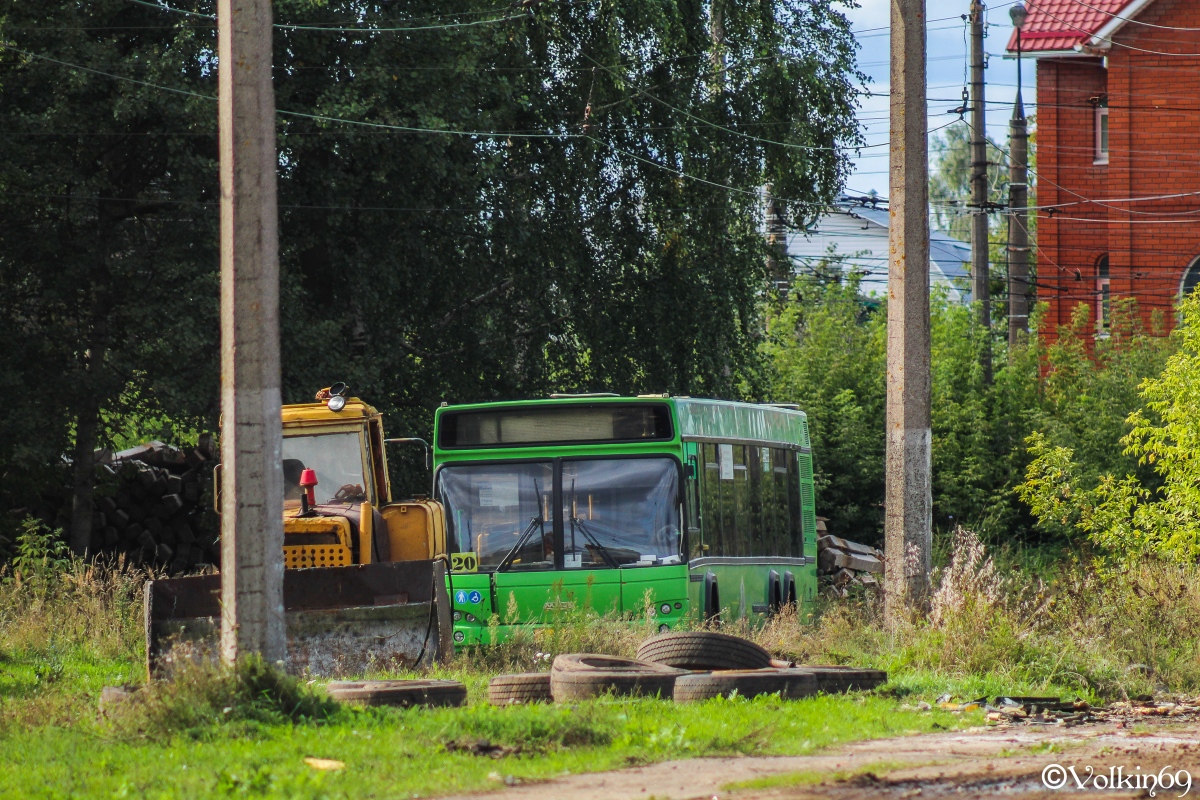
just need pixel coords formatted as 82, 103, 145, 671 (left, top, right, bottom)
282, 431, 367, 509
562, 458, 680, 568
437, 462, 554, 571
436, 457, 681, 571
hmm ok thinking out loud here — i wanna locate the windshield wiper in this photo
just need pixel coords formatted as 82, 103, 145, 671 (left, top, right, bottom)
496, 514, 545, 572
570, 516, 620, 570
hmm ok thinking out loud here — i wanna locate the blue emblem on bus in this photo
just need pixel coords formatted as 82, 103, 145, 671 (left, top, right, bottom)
454, 590, 468, 604
468, 590, 482, 604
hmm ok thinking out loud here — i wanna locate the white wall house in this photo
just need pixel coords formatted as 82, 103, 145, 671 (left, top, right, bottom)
786, 198, 972, 303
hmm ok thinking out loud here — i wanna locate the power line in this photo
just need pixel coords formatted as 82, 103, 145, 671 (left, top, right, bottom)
124, 0, 526, 32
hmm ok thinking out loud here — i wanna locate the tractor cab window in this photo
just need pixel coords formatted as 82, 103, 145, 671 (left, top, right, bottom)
282, 431, 368, 509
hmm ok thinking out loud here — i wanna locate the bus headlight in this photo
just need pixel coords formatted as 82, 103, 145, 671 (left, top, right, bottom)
453, 611, 462, 622
659, 603, 671, 615
453, 630, 466, 643
658, 623, 670, 633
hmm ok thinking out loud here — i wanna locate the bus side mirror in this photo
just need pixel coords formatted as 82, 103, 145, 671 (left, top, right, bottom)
685, 459, 697, 480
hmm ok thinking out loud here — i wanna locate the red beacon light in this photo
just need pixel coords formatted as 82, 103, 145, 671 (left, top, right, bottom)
299, 469, 318, 511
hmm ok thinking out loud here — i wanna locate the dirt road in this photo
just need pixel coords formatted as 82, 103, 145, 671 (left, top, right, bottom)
444, 721, 1200, 800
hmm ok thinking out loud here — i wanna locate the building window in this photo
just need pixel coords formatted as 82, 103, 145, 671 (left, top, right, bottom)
1182, 257, 1200, 300
1095, 100, 1109, 165
1096, 255, 1110, 333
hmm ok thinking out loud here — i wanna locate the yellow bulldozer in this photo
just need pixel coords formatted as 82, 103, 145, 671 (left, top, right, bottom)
145, 384, 453, 677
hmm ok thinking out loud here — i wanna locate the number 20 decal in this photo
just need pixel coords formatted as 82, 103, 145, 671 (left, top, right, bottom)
450, 552, 479, 573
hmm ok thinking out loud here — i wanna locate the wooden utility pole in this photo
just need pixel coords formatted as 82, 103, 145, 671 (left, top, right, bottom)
218, 0, 285, 665
885, 0, 932, 619
1008, 4, 1030, 345
969, 0, 991, 382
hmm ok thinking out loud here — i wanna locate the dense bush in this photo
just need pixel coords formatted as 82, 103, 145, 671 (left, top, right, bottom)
1021, 294, 1200, 561
764, 264, 1174, 547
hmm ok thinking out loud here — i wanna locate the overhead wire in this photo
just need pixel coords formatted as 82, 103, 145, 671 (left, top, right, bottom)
123, 0, 526, 32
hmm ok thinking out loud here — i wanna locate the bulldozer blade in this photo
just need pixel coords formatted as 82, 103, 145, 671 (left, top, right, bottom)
144, 560, 453, 678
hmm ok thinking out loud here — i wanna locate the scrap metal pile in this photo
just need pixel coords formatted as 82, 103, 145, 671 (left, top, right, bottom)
927, 695, 1200, 728
817, 519, 885, 597
88, 438, 219, 572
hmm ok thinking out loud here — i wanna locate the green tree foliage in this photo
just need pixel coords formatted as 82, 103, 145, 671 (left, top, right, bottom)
0, 1, 219, 550
0, 1, 864, 536
1020, 296, 1197, 560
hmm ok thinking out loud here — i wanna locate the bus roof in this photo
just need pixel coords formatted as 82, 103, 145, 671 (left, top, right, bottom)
434, 396, 809, 450
674, 398, 809, 449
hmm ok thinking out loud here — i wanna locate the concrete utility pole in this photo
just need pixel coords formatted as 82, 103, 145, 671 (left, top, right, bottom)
969, 0, 992, 382
885, 0, 932, 619
218, 0, 286, 665
1008, 3, 1030, 345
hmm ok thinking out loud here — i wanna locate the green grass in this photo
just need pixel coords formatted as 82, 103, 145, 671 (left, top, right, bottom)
0, 646, 980, 800
6, 528, 1198, 799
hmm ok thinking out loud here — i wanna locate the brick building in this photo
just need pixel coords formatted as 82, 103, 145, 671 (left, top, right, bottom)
1007, 0, 1200, 342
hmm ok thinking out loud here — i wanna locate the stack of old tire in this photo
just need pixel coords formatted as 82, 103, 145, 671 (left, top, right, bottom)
191, 632, 885, 712
88, 438, 220, 573
487, 631, 887, 705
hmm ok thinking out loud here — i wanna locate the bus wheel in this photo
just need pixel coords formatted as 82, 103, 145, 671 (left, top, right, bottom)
703, 571, 720, 624
782, 570, 797, 610
767, 570, 782, 616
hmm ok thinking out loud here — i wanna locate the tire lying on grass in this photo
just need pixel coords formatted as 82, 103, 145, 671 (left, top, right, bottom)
549, 653, 684, 701
325, 679, 467, 708
489, 673, 553, 705
673, 669, 819, 703
796, 666, 888, 693
636, 631, 772, 671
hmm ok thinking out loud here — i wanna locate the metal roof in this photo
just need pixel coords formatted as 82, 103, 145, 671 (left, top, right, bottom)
1005, 0, 1136, 53
839, 202, 972, 284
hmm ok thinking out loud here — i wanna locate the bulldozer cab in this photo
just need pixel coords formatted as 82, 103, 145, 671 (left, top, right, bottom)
278, 393, 446, 569
282, 400, 389, 509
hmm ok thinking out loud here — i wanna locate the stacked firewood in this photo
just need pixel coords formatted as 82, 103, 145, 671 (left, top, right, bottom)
816, 518, 884, 598
89, 437, 220, 573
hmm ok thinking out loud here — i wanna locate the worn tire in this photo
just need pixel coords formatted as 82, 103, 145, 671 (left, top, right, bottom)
794, 667, 888, 693
550, 669, 680, 701
325, 679, 467, 708
549, 653, 683, 701
489, 673, 553, 705
636, 632, 772, 671
551, 653, 681, 675
673, 669, 819, 703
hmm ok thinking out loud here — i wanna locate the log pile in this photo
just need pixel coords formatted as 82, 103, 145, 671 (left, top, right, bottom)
88, 436, 220, 573
816, 518, 884, 598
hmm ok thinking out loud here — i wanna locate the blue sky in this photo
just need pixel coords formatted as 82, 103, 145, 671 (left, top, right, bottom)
844, 0, 1030, 196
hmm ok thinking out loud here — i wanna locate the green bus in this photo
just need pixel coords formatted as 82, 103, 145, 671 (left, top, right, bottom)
433, 395, 819, 645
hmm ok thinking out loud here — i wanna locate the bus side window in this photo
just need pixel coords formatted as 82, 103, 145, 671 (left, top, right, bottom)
701, 443, 722, 557
748, 447, 764, 557
787, 451, 804, 558
732, 445, 749, 558
772, 449, 789, 557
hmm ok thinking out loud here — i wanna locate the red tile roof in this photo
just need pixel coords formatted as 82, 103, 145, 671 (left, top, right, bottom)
1005, 0, 1134, 53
